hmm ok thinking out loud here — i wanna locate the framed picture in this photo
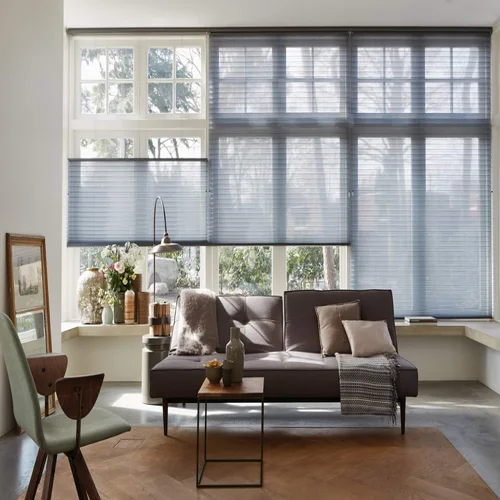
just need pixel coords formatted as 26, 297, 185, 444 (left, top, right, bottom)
6, 234, 54, 418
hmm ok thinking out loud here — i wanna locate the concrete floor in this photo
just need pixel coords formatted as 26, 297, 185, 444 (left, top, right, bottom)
1, 381, 499, 499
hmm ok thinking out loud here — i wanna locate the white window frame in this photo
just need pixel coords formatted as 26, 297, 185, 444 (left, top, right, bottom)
63, 33, 348, 321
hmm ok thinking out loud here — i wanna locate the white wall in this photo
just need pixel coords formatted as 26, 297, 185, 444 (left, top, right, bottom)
63, 337, 143, 382
64, 0, 500, 29
479, 346, 500, 394
0, 0, 64, 436
398, 337, 482, 382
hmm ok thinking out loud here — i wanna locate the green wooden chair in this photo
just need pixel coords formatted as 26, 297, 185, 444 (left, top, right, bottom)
0, 313, 131, 499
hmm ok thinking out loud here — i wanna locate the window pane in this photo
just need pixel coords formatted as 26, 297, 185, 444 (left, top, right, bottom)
148, 48, 173, 79
176, 82, 201, 113
358, 82, 384, 113
108, 49, 133, 80
81, 83, 106, 114
81, 49, 106, 80
287, 47, 312, 78
108, 83, 133, 113
286, 137, 343, 242
425, 48, 451, 78
148, 138, 201, 159
314, 82, 340, 112
148, 82, 173, 113
219, 246, 271, 295
385, 48, 411, 78
314, 47, 340, 78
80, 138, 134, 159
425, 138, 484, 315
453, 82, 479, 113
354, 137, 413, 314
247, 82, 273, 113
80, 246, 105, 274
219, 81, 245, 113
176, 47, 202, 79
287, 246, 339, 290
246, 47, 273, 76
219, 47, 245, 78
425, 82, 451, 113
146, 247, 200, 302
386, 82, 411, 113
287, 82, 311, 112
453, 47, 479, 78
358, 48, 384, 78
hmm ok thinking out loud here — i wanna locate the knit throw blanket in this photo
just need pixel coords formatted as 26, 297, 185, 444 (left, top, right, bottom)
335, 353, 400, 424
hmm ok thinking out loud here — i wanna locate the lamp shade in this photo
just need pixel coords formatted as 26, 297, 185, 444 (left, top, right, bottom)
150, 233, 182, 254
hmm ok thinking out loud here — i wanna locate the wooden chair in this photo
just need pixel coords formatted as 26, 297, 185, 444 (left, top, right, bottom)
0, 313, 131, 499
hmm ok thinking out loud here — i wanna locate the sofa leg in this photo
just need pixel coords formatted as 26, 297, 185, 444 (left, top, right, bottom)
163, 399, 169, 437
400, 398, 406, 435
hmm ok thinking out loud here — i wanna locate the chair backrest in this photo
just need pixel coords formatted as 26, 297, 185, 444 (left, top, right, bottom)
0, 313, 44, 446
284, 289, 398, 353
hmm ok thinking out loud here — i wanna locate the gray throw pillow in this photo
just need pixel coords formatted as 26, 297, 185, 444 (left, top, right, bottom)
341, 320, 396, 357
315, 300, 360, 356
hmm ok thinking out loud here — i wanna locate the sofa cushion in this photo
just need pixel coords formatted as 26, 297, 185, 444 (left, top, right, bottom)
215, 295, 283, 353
149, 352, 418, 400
342, 320, 396, 357
315, 300, 360, 356
284, 290, 398, 353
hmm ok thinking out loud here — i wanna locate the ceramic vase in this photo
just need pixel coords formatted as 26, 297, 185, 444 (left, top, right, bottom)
113, 292, 125, 324
101, 305, 113, 325
77, 268, 104, 324
226, 327, 245, 383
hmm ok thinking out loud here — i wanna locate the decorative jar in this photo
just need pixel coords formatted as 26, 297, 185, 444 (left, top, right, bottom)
113, 292, 125, 324
101, 305, 113, 325
77, 268, 104, 324
226, 327, 245, 383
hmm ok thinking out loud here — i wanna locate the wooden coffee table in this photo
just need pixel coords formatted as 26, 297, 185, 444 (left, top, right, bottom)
196, 377, 264, 488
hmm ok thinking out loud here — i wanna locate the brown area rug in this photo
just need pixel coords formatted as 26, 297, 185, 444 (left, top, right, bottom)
21, 427, 497, 500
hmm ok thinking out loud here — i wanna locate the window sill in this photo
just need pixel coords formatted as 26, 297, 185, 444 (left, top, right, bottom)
61, 322, 149, 342
61, 320, 500, 350
395, 320, 500, 351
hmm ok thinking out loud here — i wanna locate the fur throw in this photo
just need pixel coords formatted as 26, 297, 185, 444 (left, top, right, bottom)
175, 289, 218, 355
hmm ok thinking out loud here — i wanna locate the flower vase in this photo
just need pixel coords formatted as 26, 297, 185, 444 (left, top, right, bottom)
226, 327, 245, 383
101, 305, 113, 325
77, 268, 104, 324
113, 293, 125, 324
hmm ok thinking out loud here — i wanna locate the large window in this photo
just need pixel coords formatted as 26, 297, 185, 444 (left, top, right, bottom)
66, 30, 491, 320
210, 31, 491, 317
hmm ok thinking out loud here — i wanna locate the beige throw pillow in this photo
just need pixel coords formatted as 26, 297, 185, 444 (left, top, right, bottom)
315, 300, 360, 356
341, 320, 396, 357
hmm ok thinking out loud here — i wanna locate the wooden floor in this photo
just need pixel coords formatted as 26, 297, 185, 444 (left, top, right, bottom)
21, 426, 497, 500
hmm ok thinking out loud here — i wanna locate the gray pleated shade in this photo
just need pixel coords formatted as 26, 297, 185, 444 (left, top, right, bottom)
209, 31, 491, 317
68, 159, 208, 246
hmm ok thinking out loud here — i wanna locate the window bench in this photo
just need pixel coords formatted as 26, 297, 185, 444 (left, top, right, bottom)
59, 321, 500, 393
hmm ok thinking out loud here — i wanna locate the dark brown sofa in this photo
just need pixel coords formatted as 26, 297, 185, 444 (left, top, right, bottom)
150, 289, 418, 435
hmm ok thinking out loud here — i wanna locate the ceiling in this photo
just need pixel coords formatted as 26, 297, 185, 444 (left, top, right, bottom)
64, 0, 500, 29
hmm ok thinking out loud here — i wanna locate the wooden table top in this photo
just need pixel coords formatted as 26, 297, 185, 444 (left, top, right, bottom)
198, 377, 264, 399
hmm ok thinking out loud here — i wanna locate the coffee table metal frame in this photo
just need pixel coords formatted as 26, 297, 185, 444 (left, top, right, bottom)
196, 382, 264, 488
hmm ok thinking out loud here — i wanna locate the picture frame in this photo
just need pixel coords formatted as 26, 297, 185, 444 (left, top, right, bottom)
6, 233, 55, 418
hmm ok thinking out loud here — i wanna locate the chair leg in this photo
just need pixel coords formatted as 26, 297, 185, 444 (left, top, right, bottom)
400, 398, 406, 435
74, 451, 101, 500
42, 454, 57, 500
67, 453, 88, 500
163, 398, 169, 436
25, 449, 47, 500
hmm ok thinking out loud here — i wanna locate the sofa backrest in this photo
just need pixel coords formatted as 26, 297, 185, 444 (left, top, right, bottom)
216, 295, 284, 353
284, 289, 398, 353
